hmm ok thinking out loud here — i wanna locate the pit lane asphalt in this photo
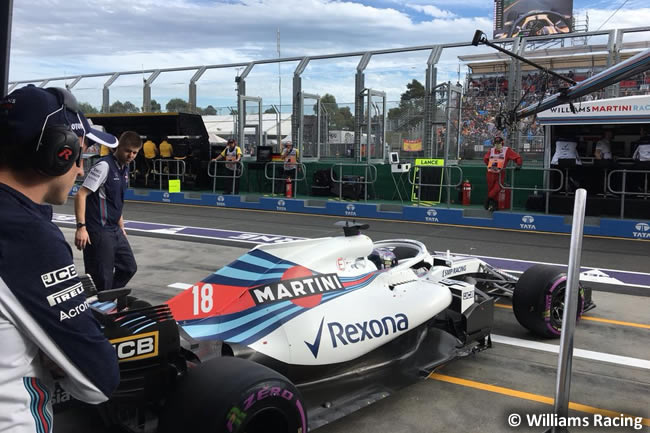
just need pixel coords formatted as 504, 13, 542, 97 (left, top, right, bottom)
55, 200, 650, 432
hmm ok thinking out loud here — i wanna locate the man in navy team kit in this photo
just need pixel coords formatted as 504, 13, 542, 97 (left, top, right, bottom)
74, 131, 142, 291
0, 85, 119, 432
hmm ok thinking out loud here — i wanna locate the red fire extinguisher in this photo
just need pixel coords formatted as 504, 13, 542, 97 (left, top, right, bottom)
498, 184, 511, 210
285, 177, 293, 198
461, 179, 472, 205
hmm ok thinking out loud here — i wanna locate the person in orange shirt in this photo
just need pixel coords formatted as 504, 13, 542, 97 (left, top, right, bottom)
483, 136, 522, 212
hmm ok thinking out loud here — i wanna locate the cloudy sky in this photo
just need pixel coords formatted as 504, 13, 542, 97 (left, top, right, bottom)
8, 0, 650, 110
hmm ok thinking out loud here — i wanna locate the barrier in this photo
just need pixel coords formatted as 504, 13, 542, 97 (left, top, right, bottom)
208, 160, 244, 194
498, 166, 565, 213
407, 163, 463, 207
153, 159, 186, 191
264, 161, 307, 196
330, 163, 378, 202
607, 168, 650, 218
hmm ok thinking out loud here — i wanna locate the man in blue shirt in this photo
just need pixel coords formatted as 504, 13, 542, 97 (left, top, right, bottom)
74, 131, 142, 291
0, 85, 120, 432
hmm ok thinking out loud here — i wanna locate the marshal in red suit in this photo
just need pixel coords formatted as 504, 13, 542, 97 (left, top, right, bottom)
483, 137, 522, 211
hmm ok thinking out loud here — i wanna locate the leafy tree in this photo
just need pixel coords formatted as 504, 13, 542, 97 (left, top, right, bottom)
123, 101, 140, 113
109, 100, 139, 113
166, 98, 189, 113
387, 79, 426, 131
264, 107, 278, 114
150, 99, 161, 112
109, 100, 125, 113
203, 105, 217, 115
317, 94, 354, 130
79, 102, 98, 114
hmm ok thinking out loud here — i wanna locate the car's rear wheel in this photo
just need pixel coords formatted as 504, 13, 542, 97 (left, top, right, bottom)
513, 264, 584, 338
158, 357, 306, 433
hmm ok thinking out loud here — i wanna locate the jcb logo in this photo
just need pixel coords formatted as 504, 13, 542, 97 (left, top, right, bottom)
41, 264, 77, 288
110, 331, 159, 362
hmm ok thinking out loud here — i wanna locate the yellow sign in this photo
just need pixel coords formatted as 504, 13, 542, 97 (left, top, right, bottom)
414, 158, 444, 166
403, 139, 423, 152
168, 179, 181, 193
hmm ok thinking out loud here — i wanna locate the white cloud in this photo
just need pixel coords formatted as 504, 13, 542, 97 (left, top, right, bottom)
406, 3, 456, 18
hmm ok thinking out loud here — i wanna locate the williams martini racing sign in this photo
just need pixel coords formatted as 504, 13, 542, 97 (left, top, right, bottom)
537, 95, 650, 125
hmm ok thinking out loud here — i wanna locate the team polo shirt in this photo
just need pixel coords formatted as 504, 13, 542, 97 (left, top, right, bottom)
633, 143, 650, 161
551, 140, 582, 165
82, 154, 129, 232
0, 183, 119, 433
159, 140, 174, 158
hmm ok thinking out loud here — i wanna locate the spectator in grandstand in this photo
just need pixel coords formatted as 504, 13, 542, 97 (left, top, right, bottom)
212, 138, 242, 194
483, 136, 522, 212
74, 131, 142, 291
0, 85, 119, 432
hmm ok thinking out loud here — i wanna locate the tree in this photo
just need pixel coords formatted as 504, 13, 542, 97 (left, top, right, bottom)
150, 99, 161, 112
387, 79, 426, 130
203, 105, 217, 115
264, 107, 278, 114
109, 100, 139, 113
79, 102, 99, 114
166, 98, 189, 113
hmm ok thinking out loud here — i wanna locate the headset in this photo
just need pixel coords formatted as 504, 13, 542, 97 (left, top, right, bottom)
34, 87, 84, 177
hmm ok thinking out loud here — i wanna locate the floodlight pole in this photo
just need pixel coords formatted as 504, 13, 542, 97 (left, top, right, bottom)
0, 0, 12, 97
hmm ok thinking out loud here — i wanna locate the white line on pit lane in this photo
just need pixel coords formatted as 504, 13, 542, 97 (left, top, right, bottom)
492, 334, 650, 370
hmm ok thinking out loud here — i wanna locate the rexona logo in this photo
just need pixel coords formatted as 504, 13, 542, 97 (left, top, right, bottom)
345, 204, 356, 216
249, 273, 343, 305
520, 215, 536, 230
216, 195, 225, 206
276, 199, 287, 211
425, 208, 439, 222
633, 222, 650, 238
305, 314, 409, 358
110, 331, 159, 362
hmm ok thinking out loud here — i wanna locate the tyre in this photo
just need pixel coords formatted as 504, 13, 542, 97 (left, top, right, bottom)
512, 264, 584, 338
158, 357, 306, 433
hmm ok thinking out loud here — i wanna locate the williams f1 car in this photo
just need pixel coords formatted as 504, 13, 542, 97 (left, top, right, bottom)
55, 222, 593, 433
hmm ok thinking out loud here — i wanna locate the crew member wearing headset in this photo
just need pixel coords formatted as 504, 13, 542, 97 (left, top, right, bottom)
0, 85, 119, 432
483, 136, 522, 212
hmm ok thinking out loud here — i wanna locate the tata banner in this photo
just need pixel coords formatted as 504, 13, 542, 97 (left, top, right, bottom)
537, 95, 650, 125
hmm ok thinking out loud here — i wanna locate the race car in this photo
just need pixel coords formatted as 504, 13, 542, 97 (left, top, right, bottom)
54, 221, 592, 432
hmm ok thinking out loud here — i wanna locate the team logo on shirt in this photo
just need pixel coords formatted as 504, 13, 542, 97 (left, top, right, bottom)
47, 283, 84, 307
41, 264, 78, 288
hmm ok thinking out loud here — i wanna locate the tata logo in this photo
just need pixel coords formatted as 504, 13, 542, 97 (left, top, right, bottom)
305, 314, 409, 358
216, 195, 225, 206
633, 222, 650, 238
42, 264, 77, 288
520, 215, 536, 230
276, 199, 287, 211
162, 192, 171, 203
425, 208, 439, 222
345, 204, 357, 216
110, 331, 159, 363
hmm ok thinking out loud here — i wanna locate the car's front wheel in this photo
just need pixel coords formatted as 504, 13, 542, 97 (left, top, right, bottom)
512, 264, 584, 338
